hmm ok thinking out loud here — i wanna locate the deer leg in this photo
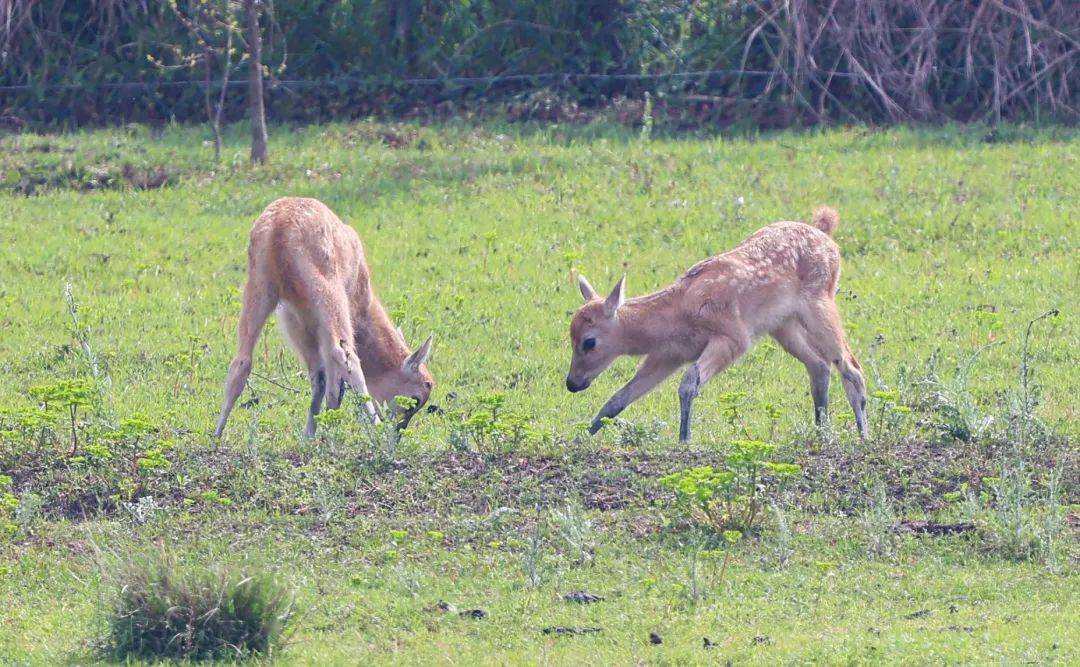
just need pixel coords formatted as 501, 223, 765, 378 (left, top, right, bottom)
279, 304, 328, 438
678, 333, 749, 442
589, 354, 681, 434
771, 320, 832, 426
214, 278, 277, 437
803, 300, 869, 438
318, 286, 378, 422
304, 369, 326, 437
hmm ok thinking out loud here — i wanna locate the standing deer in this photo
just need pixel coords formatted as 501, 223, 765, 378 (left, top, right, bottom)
565, 207, 868, 442
214, 197, 434, 438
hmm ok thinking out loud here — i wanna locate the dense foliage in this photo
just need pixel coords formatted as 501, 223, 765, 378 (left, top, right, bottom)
1, 1, 1076, 127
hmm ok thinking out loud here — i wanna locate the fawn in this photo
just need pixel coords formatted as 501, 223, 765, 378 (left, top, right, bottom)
566, 207, 868, 441
215, 197, 434, 438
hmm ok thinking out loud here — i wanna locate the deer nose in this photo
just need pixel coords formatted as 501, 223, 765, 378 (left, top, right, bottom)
566, 377, 588, 393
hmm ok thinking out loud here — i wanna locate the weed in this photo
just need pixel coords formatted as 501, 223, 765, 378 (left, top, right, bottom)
659, 440, 799, 534
767, 503, 793, 570
447, 393, 543, 453
121, 496, 164, 526
639, 92, 654, 142
102, 552, 294, 661
63, 283, 105, 387
0, 475, 18, 537
1011, 309, 1061, 452
614, 417, 666, 450
961, 460, 1069, 566
523, 503, 545, 588
913, 347, 997, 444
28, 378, 95, 455
550, 499, 596, 566
861, 481, 898, 559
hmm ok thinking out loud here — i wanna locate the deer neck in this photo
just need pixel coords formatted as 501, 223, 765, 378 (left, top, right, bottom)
353, 295, 410, 379
615, 287, 680, 356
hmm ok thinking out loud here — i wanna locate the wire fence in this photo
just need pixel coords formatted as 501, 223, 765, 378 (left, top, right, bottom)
1, 0, 1077, 126
0, 69, 857, 94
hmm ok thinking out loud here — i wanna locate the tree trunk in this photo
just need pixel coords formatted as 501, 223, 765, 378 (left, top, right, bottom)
244, 0, 268, 163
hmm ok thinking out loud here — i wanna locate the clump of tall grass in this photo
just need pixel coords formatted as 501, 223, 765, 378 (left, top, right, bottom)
103, 552, 294, 661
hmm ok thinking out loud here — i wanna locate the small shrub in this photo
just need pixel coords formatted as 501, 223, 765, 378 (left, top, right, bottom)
614, 417, 665, 449
314, 399, 402, 468
912, 350, 994, 443
961, 460, 1069, 566
659, 440, 799, 534
446, 392, 544, 452
29, 378, 96, 454
104, 554, 294, 661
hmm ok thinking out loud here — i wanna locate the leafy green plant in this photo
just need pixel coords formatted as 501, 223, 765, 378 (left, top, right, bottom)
0, 406, 58, 455
29, 378, 96, 454
716, 529, 742, 588
0, 475, 19, 537
869, 390, 912, 440
717, 392, 748, 433
447, 392, 542, 452
614, 417, 665, 449
659, 440, 799, 534
913, 348, 997, 443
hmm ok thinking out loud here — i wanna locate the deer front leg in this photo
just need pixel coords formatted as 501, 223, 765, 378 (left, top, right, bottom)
678, 334, 749, 442
589, 355, 681, 435
304, 369, 326, 438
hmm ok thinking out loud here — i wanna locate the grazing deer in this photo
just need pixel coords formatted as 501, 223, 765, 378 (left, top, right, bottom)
565, 207, 868, 442
214, 197, 434, 438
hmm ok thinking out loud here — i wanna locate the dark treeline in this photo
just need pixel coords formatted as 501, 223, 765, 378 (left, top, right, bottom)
1, 0, 1076, 129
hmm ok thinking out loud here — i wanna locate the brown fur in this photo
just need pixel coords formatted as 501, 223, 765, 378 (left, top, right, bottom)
215, 197, 434, 437
566, 206, 868, 441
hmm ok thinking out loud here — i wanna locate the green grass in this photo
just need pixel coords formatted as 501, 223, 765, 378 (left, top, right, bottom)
0, 120, 1076, 664
2, 519, 1076, 664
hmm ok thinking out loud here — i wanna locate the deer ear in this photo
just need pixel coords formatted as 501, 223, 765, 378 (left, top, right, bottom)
578, 274, 598, 301
603, 275, 625, 318
403, 335, 433, 373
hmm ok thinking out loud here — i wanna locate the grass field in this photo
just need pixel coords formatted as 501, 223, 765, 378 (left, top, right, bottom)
1, 121, 1077, 664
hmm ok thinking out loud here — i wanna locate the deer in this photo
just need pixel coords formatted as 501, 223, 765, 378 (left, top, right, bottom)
565, 206, 868, 442
214, 197, 434, 438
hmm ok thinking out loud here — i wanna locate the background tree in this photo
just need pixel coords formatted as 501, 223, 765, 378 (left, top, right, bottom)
151, 1, 243, 161
244, 0, 268, 163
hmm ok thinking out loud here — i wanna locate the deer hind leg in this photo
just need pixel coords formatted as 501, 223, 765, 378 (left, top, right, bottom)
803, 299, 869, 438
317, 285, 378, 421
678, 332, 749, 442
214, 277, 278, 437
771, 319, 831, 426
279, 306, 326, 437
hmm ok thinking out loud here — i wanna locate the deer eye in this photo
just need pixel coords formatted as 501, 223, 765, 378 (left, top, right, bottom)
423, 381, 433, 390
582, 337, 597, 352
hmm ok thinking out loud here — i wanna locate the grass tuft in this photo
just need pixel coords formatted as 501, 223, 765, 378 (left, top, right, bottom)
104, 552, 294, 661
